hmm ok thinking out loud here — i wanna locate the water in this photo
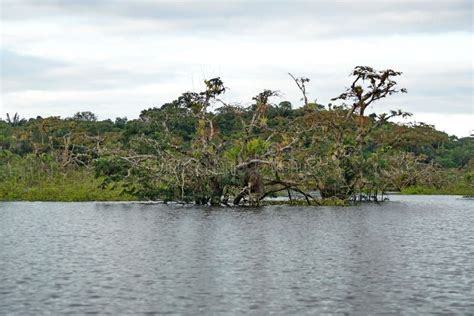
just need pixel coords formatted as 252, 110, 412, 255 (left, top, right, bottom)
0, 195, 473, 314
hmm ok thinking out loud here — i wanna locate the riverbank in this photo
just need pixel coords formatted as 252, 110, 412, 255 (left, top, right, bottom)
2, 179, 472, 203
0, 171, 135, 202
400, 184, 474, 196
4, 183, 472, 202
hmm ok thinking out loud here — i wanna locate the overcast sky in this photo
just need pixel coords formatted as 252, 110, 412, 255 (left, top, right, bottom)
1, 0, 473, 136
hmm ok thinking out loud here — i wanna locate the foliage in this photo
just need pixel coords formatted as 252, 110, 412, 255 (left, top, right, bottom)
1, 66, 472, 204
0, 152, 132, 201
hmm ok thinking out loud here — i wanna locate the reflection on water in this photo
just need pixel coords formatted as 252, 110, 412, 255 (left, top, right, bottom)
0, 195, 473, 314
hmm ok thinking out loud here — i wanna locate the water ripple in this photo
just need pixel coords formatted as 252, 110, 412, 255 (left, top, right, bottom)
0, 196, 473, 314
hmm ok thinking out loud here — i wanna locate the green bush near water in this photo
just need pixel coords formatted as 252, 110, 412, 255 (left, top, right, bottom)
401, 184, 474, 196
0, 153, 134, 201
0, 173, 134, 201
400, 169, 474, 196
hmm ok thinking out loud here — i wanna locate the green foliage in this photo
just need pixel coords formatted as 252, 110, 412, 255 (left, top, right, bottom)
401, 184, 474, 196
1, 68, 472, 204
400, 168, 474, 196
0, 174, 133, 201
71, 111, 97, 122
0, 153, 132, 201
245, 138, 269, 157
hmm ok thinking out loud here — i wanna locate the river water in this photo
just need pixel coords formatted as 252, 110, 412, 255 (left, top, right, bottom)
0, 195, 473, 314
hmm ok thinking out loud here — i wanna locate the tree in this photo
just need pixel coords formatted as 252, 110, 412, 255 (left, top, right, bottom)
307, 66, 410, 199
331, 66, 407, 124
289, 73, 310, 108
92, 66, 472, 204
6, 113, 26, 126
72, 111, 97, 122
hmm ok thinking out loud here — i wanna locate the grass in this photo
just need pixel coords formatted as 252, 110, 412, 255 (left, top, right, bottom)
400, 184, 474, 196
0, 171, 135, 202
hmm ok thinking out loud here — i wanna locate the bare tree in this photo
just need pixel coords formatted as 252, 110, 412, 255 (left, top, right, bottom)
288, 73, 310, 108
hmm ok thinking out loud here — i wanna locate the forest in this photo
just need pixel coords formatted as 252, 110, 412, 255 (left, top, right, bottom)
1, 66, 473, 204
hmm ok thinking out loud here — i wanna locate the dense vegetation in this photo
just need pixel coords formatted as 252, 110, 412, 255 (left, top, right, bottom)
1, 66, 473, 204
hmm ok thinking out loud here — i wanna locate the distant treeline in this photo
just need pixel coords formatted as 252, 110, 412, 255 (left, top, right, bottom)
1, 66, 473, 203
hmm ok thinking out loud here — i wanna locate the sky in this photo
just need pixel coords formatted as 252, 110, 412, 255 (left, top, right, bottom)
0, 0, 473, 137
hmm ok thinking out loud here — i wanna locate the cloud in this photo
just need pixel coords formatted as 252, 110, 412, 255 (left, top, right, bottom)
1, 49, 183, 92
0, 0, 472, 136
2, 0, 472, 38
0, 49, 65, 78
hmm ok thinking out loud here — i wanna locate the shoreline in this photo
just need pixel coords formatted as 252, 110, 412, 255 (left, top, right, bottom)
1, 193, 472, 204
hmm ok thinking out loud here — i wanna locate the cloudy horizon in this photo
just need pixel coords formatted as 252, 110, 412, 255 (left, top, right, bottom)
1, 0, 473, 137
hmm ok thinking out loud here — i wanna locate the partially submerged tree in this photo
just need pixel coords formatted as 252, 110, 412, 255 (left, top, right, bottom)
5, 77, 471, 202
94, 66, 452, 205
298, 66, 411, 200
